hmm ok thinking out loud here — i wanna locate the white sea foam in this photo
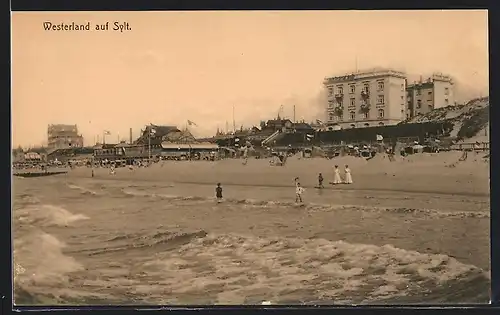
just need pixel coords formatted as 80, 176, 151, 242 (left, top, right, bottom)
106, 233, 488, 304
15, 204, 89, 227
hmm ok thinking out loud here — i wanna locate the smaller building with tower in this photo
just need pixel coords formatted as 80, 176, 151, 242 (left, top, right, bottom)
406, 73, 455, 118
47, 124, 84, 149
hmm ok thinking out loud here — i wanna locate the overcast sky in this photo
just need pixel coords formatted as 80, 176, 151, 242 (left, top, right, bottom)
12, 10, 488, 147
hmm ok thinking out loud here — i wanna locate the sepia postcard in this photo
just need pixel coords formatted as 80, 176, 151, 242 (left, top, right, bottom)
11, 10, 490, 305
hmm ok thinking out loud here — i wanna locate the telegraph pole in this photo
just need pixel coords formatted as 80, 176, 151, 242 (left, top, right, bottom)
148, 124, 152, 163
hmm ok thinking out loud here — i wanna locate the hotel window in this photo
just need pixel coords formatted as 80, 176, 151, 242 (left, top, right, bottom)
445, 87, 449, 95
337, 86, 344, 94
328, 100, 334, 108
377, 81, 384, 91
329, 113, 334, 121
350, 98, 355, 106
349, 111, 355, 120
401, 83, 404, 91
377, 95, 385, 104
428, 91, 432, 95
378, 109, 385, 118
362, 112, 368, 119
363, 84, 370, 93
445, 98, 449, 105
416, 89, 421, 96
328, 87, 333, 96
401, 109, 405, 118
350, 85, 356, 94
417, 100, 422, 109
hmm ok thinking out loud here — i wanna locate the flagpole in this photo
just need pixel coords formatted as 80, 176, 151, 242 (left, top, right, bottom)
232, 105, 236, 133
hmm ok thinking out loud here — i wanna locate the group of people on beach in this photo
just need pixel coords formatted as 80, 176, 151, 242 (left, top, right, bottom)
215, 164, 354, 204
330, 165, 353, 186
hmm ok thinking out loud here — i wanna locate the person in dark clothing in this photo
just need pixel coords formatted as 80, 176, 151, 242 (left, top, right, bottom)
318, 173, 324, 188
215, 183, 223, 202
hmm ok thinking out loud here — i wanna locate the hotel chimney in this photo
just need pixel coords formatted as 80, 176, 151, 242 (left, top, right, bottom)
129, 128, 133, 144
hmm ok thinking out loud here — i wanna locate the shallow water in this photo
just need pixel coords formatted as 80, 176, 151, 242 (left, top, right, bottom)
13, 174, 491, 305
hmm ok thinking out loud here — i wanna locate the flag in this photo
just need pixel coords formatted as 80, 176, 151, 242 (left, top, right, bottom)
104, 130, 111, 135
187, 120, 198, 126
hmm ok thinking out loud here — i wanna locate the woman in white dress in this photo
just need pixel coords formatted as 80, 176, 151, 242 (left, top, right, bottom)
344, 165, 353, 184
332, 165, 343, 184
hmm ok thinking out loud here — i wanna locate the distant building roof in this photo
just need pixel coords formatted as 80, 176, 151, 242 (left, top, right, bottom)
162, 129, 197, 143
293, 122, 313, 130
267, 119, 292, 124
93, 144, 117, 149
135, 125, 181, 144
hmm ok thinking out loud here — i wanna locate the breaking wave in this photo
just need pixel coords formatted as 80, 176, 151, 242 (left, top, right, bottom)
14, 230, 88, 304
15, 229, 490, 305
66, 184, 100, 196
14, 204, 89, 227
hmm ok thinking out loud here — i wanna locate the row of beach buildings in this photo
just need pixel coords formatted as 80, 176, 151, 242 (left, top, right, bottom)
14, 67, 468, 164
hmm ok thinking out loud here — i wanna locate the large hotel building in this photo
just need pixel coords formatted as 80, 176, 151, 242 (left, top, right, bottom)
323, 68, 454, 129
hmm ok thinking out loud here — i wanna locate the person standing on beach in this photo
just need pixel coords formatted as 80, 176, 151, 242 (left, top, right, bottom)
318, 173, 324, 188
332, 165, 343, 185
295, 182, 305, 203
215, 183, 223, 203
344, 165, 353, 184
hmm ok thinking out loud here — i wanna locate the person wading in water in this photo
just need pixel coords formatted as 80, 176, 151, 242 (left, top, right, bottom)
295, 182, 305, 203
318, 173, 324, 188
215, 183, 223, 203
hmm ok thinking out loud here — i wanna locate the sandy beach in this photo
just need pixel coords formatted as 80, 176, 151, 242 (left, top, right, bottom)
70, 151, 490, 197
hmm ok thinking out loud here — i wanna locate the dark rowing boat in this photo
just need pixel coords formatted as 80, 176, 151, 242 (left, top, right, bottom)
13, 171, 68, 178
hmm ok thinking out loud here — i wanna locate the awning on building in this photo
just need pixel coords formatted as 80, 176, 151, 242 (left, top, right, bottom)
161, 143, 219, 150
161, 143, 192, 150
189, 143, 219, 150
